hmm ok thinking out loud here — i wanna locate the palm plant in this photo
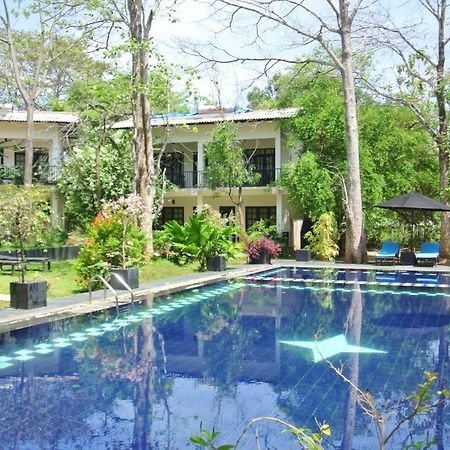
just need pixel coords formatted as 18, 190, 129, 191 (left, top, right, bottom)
161, 213, 240, 271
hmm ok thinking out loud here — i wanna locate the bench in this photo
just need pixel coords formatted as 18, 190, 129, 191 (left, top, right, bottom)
0, 254, 51, 272
0, 259, 20, 274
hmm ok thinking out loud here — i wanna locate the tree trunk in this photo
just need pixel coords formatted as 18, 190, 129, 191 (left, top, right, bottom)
341, 276, 363, 450
127, 0, 154, 255
436, 0, 449, 259
24, 102, 35, 187
339, 1, 367, 263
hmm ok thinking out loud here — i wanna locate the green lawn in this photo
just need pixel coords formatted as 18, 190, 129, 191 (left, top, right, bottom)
0, 258, 199, 306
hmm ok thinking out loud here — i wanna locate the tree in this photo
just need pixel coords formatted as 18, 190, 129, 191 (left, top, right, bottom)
367, 0, 450, 258
279, 151, 337, 222
0, 33, 110, 109
192, 0, 374, 262
0, 0, 97, 187
203, 122, 260, 233
0, 187, 50, 282
57, 133, 134, 229
254, 65, 437, 247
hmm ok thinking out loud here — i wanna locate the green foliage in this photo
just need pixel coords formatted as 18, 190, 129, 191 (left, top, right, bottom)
190, 418, 330, 450
304, 212, 339, 261
75, 196, 147, 289
279, 151, 336, 221
0, 31, 109, 109
57, 133, 133, 229
0, 186, 51, 282
190, 426, 235, 450
158, 209, 240, 271
204, 122, 260, 190
253, 60, 437, 246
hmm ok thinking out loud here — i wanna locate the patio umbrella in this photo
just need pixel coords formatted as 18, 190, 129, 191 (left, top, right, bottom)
377, 191, 450, 212
376, 191, 450, 249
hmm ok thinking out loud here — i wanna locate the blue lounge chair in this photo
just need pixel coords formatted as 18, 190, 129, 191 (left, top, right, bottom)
375, 242, 400, 265
415, 242, 440, 266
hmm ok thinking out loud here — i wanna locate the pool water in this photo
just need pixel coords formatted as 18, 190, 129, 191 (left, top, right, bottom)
0, 268, 449, 449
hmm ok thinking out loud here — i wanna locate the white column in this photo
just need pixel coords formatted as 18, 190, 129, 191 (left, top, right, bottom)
196, 193, 204, 213
276, 193, 283, 234
293, 219, 304, 250
50, 134, 62, 166
274, 131, 281, 180
197, 138, 205, 186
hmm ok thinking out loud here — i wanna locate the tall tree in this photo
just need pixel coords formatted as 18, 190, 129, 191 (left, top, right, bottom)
93, 0, 181, 254
199, 0, 372, 262
0, 0, 96, 187
256, 66, 437, 246
367, 0, 450, 258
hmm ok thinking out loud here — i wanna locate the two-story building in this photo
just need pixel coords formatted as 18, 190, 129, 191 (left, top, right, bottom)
0, 108, 79, 219
113, 107, 299, 242
1, 106, 301, 244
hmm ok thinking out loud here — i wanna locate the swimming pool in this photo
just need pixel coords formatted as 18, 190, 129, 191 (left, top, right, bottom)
0, 267, 448, 449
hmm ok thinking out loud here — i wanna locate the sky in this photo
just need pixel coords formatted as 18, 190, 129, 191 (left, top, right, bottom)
1, 0, 443, 109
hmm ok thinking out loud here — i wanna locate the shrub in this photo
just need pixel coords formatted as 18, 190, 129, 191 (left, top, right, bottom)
304, 212, 339, 261
158, 208, 240, 271
75, 195, 147, 289
247, 237, 281, 261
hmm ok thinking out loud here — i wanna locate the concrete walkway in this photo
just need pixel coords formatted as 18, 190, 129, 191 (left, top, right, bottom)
1, 260, 449, 333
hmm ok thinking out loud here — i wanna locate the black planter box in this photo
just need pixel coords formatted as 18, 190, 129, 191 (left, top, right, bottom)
110, 268, 139, 289
249, 249, 271, 264
10, 281, 47, 309
295, 249, 312, 262
207, 255, 227, 271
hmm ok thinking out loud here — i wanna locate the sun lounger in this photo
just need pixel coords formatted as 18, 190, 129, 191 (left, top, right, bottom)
375, 241, 400, 265
415, 242, 440, 266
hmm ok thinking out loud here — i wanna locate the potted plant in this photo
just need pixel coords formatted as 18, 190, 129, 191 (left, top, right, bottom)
75, 195, 147, 290
0, 187, 50, 309
247, 236, 281, 264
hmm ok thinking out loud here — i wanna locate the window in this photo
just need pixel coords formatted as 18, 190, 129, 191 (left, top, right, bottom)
161, 152, 184, 187
14, 150, 48, 167
219, 206, 235, 218
245, 148, 275, 186
155, 207, 184, 229
245, 206, 276, 230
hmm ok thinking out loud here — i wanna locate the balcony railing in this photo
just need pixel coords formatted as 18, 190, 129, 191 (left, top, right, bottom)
0, 165, 61, 185
164, 168, 281, 189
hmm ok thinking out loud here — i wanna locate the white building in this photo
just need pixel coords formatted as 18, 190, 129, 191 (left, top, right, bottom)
114, 107, 299, 242
0, 106, 302, 244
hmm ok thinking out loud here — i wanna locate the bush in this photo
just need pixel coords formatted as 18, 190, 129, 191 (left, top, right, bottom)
304, 212, 339, 261
247, 237, 281, 261
158, 208, 240, 271
75, 195, 147, 289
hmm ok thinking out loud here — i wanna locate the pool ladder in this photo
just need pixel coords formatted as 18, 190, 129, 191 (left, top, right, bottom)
94, 273, 135, 314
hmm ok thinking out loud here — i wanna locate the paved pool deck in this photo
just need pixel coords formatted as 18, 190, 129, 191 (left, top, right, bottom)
0, 259, 449, 333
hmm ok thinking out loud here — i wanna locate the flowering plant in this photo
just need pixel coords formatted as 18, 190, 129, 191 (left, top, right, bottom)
247, 237, 281, 260
75, 194, 147, 289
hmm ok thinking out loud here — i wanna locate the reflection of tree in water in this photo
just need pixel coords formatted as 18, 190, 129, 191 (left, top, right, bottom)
269, 274, 450, 448
0, 296, 179, 449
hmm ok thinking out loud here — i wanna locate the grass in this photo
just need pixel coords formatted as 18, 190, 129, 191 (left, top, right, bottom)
0, 258, 200, 307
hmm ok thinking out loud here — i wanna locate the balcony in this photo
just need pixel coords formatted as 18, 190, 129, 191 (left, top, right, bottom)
165, 168, 280, 189
0, 165, 61, 185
